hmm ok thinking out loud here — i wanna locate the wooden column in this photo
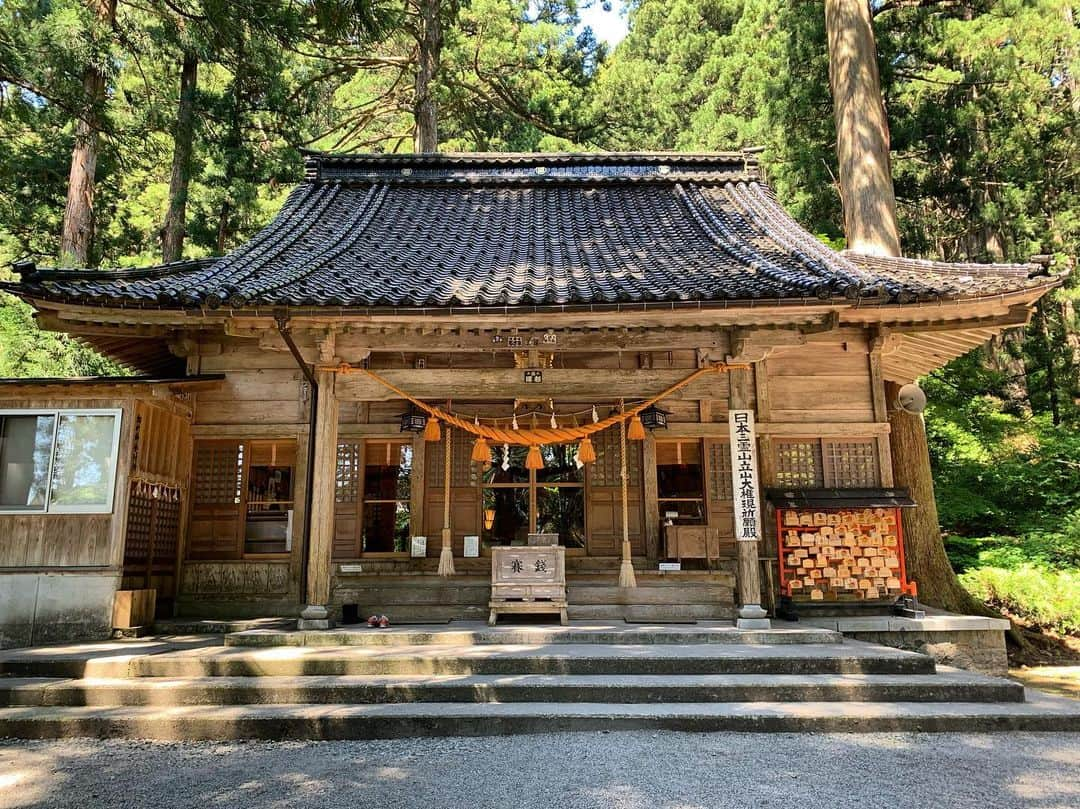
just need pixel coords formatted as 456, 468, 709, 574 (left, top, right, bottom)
642, 433, 660, 561
298, 368, 339, 629
868, 339, 895, 486
731, 365, 770, 628
410, 433, 426, 538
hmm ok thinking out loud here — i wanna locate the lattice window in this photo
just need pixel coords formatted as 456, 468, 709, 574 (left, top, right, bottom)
124, 489, 181, 574
124, 491, 153, 567
194, 442, 243, 505
707, 441, 733, 503
336, 442, 362, 503
428, 428, 478, 488
154, 497, 181, 562
590, 425, 641, 488
775, 441, 824, 488
823, 439, 880, 487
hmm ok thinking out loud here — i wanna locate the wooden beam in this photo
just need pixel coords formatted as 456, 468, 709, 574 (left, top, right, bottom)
247, 326, 733, 354
334, 368, 731, 402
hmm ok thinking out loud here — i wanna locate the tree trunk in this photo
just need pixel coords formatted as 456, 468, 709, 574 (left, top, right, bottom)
886, 382, 993, 614
824, 0, 901, 257
59, 0, 117, 267
829, 5, 994, 617
412, 0, 442, 153
161, 50, 199, 264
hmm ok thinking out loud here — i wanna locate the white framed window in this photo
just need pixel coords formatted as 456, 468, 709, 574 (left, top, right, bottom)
0, 408, 123, 514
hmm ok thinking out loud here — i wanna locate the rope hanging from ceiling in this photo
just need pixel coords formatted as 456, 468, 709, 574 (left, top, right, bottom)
324, 362, 749, 463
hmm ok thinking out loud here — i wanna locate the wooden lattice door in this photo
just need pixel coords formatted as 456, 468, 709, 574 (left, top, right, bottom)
586, 426, 644, 556
123, 485, 182, 598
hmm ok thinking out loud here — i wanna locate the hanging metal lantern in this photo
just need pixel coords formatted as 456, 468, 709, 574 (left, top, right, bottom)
398, 407, 428, 433
639, 405, 670, 430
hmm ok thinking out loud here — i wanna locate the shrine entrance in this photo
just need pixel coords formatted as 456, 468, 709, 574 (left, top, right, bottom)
481, 444, 586, 551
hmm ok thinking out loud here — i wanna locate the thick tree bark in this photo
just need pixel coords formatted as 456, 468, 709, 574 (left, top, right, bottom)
886, 382, 992, 614
824, 0, 902, 257
161, 51, 199, 264
59, 0, 117, 267
829, 5, 991, 616
412, 0, 442, 153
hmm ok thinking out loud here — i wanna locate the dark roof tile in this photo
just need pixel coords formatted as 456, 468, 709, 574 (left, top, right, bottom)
4, 152, 1050, 310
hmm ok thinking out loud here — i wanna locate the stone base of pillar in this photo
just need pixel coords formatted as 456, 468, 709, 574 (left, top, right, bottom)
298, 604, 330, 631
736, 603, 770, 630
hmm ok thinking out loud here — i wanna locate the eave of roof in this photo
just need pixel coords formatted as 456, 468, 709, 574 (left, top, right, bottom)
0, 374, 224, 390
2, 150, 1057, 313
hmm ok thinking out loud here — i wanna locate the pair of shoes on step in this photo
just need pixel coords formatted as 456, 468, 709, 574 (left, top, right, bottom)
366, 614, 391, 628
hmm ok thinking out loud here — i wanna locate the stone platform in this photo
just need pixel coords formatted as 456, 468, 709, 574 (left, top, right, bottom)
802, 610, 1012, 675
223, 621, 838, 648
0, 624, 1075, 739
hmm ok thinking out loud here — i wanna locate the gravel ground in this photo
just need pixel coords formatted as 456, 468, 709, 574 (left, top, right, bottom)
1, 732, 1078, 809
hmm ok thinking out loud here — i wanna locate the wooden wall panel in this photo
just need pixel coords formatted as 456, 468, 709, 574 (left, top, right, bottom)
766, 341, 874, 423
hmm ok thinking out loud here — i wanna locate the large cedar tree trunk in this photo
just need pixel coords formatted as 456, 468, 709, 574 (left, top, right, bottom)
161, 51, 199, 263
413, 0, 442, 153
60, 0, 117, 266
887, 382, 995, 614
824, 0, 901, 257
828, 3, 985, 612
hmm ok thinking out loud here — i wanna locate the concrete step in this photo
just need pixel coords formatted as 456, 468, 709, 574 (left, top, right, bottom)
0, 642, 938, 679
224, 622, 840, 648
0, 692, 1076, 740
152, 617, 297, 635
0, 670, 1024, 707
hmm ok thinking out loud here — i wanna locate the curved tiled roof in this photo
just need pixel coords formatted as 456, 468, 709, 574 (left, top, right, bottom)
4, 151, 1050, 310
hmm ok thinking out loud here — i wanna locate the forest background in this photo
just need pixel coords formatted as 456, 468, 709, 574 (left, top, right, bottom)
0, 0, 1077, 646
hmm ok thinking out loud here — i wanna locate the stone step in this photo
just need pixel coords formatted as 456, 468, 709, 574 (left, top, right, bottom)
224, 623, 841, 648
0, 642, 937, 679
565, 604, 735, 621
564, 584, 734, 604
153, 618, 297, 635
1, 692, 1076, 740
0, 670, 1024, 707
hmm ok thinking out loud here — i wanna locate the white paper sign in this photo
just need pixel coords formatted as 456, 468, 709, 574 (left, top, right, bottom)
410, 536, 427, 558
728, 409, 762, 543
463, 535, 480, 558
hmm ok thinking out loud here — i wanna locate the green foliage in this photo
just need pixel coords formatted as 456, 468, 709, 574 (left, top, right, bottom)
961, 564, 1080, 635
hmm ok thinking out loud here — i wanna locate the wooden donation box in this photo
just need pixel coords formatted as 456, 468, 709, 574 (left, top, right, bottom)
766, 488, 918, 606
489, 541, 567, 626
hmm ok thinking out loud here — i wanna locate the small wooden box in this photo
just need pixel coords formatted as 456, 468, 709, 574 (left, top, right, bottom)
112, 589, 156, 630
489, 546, 567, 625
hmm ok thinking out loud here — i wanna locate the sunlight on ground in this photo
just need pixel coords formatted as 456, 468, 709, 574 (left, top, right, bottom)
1011, 666, 1080, 699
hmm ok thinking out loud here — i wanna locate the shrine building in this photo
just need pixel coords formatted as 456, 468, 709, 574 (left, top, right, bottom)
0, 151, 1063, 644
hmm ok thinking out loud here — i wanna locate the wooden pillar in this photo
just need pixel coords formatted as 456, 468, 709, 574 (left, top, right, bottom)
868, 340, 895, 486
642, 433, 660, 561
410, 432, 426, 538
298, 368, 339, 629
730, 365, 770, 628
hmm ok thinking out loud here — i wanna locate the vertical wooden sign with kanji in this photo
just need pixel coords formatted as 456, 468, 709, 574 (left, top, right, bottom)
728, 410, 762, 543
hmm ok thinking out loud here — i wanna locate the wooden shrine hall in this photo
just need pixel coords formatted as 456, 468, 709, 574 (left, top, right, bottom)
0, 151, 1064, 641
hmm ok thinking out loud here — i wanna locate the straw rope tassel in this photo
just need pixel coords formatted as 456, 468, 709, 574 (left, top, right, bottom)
618, 400, 637, 589
438, 427, 455, 576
